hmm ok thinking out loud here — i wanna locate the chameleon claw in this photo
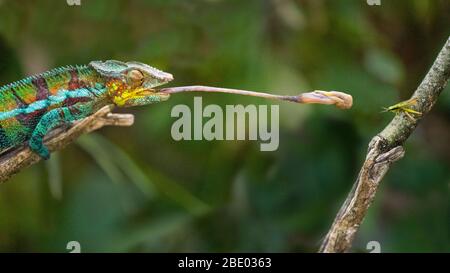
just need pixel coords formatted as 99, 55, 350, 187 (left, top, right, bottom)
28, 140, 50, 160
40, 150, 51, 160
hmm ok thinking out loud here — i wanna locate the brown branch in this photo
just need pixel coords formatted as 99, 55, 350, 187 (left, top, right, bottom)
319, 36, 450, 253
0, 105, 134, 183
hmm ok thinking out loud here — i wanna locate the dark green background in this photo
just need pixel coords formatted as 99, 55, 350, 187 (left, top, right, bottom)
0, 0, 448, 252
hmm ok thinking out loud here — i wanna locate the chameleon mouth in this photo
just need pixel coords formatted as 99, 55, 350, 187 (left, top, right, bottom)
137, 88, 171, 101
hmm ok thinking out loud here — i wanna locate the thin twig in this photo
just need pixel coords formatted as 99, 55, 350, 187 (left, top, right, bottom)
0, 105, 134, 183
319, 36, 450, 253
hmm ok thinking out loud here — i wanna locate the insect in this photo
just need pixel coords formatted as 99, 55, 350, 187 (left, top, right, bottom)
383, 98, 422, 121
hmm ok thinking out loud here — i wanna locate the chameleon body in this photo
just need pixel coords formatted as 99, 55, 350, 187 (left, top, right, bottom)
0, 60, 173, 159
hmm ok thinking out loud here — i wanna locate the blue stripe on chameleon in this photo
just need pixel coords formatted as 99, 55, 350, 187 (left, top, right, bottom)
65, 88, 95, 98
0, 88, 95, 120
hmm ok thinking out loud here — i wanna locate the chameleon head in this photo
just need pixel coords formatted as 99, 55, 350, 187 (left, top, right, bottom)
90, 60, 174, 107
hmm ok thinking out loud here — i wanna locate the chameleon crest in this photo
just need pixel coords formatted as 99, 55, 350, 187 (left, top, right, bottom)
0, 60, 173, 159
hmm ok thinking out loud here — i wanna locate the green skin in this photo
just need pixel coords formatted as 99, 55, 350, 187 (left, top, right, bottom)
0, 60, 173, 159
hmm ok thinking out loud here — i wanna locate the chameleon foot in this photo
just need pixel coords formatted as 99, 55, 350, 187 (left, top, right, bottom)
28, 139, 50, 160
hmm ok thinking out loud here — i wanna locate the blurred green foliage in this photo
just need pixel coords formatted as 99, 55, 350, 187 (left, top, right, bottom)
0, 0, 448, 252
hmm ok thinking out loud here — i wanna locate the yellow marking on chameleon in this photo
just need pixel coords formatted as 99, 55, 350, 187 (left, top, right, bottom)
112, 95, 127, 106
112, 87, 148, 106
107, 79, 148, 106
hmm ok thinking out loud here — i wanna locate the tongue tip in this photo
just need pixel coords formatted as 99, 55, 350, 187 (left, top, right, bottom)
299, 90, 353, 109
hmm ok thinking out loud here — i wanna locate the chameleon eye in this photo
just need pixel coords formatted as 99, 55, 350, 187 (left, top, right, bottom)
128, 70, 144, 82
